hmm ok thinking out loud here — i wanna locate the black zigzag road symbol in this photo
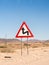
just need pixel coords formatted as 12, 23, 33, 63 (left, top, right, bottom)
22, 27, 29, 35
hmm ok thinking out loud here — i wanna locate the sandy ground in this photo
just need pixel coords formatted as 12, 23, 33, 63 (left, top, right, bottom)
0, 47, 49, 65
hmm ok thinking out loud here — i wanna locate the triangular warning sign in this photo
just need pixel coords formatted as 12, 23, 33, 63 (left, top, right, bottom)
15, 22, 34, 38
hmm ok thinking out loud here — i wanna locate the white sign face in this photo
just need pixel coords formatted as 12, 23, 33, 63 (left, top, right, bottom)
16, 22, 34, 38
18, 25, 31, 36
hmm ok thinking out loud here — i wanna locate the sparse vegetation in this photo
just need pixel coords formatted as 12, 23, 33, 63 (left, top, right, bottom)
0, 46, 7, 48
0, 39, 49, 53
24, 43, 30, 46
43, 43, 49, 47
32, 45, 39, 48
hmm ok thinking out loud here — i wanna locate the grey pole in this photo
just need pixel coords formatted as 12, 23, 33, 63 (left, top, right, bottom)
27, 37, 29, 55
21, 38, 22, 56
5, 34, 7, 48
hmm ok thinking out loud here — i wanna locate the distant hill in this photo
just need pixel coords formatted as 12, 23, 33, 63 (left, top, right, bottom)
0, 38, 49, 43
0, 38, 20, 43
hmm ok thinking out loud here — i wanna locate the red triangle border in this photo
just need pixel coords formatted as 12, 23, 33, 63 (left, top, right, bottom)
15, 21, 34, 38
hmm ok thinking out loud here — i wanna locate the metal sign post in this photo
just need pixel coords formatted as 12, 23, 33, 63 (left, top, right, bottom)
5, 34, 7, 48
27, 37, 29, 55
21, 38, 22, 56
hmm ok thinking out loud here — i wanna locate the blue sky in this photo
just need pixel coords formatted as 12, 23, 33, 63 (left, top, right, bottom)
0, 0, 49, 40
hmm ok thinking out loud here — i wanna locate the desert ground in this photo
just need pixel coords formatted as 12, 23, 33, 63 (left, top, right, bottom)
0, 39, 49, 65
